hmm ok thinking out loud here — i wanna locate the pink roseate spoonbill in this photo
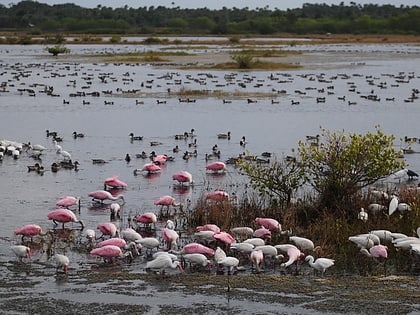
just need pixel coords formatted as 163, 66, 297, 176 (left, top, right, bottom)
172, 170, 193, 186
54, 254, 70, 274
97, 222, 119, 239
154, 195, 180, 217
153, 154, 168, 165
47, 209, 84, 229
98, 238, 127, 248
196, 224, 221, 233
205, 161, 226, 173
110, 203, 121, 221
133, 212, 157, 230
14, 224, 43, 241
134, 163, 162, 176
213, 231, 235, 249
173, 243, 215, 256
255, 217, 281, 232
250, 249, 264, 273
88, 190, 125, 205
305, 255, 335, 276
146, 254, 183, 275
280, 245, 304, 274
11, 245, 31, 262
205, 190, 229, 201
162, 228, 179, 250
90, 244, 132, 263
183, 253, 212, 270
104, 175, 127, 189
360, 244, 389, 275
253, 226, 272, 241
56, 196, 81, 211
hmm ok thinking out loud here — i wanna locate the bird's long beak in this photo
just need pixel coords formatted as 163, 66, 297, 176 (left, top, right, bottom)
178, 263, 184, 273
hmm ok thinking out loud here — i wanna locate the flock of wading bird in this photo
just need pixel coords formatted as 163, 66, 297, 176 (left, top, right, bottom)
6, 128, 420, 277
2, 52, 420, 277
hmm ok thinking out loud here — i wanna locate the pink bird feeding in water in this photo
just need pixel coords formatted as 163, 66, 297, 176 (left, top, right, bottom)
134, 162, 161, 176
133, 212, 157, 230
172, 170, 193, 186
196, 224, 221, 233
90, 244, 132, 263
280, 245, 304, 274
104, 175, 127, 189
154, 195, 180, 216
255, 217, 282, 232
88, 190, 125, 204
176, 243, 215, 256
360, 244, 389, 275
98, 238, 127, 248
56, 196, 80, 210
205, 161, 226, 173
213, 231, 235, 249
253, 226, 272, 240
14, 224, 43, 241
97, 222, 119, 238
153, 154, 168, 165
205, 190, 229, 201
162, 227, 179, 250
47, 208, 84, 229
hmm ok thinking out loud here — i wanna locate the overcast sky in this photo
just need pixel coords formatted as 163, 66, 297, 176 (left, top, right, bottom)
0, 0, 418, 10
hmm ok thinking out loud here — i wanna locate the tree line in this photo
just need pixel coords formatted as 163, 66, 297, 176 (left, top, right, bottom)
0, 1, 419, 35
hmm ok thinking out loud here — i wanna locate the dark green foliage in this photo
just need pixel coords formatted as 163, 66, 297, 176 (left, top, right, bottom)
46, 45, 70, 56
0, 1, 418, 35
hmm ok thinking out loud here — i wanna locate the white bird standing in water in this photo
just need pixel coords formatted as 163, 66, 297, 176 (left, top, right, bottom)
54, 254, 70, 273
146, 254, 183, 274
305, 255, 335, 276
11, 245, 31, 262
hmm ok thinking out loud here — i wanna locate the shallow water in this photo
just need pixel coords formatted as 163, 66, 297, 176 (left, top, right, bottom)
0, 42, 419, 314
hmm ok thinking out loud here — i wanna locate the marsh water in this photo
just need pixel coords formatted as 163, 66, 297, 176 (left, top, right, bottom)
0, 41, 419, 314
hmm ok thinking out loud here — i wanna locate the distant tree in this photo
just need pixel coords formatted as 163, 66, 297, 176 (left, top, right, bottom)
297, 126, 404, 212
238, 156, 306, 207
231, 52, 256, 69
46, 45, 70, 56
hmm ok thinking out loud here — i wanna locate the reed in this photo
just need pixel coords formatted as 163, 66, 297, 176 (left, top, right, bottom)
184, 185, 420, 275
